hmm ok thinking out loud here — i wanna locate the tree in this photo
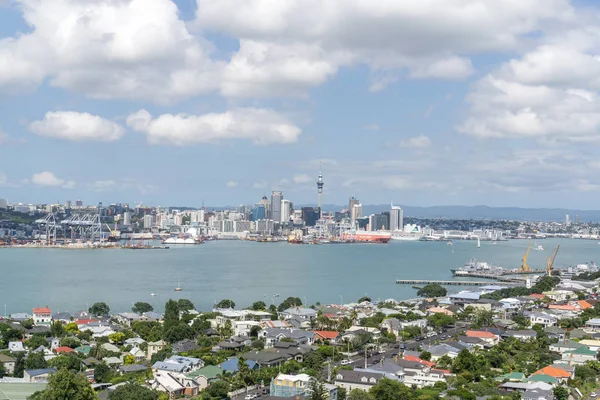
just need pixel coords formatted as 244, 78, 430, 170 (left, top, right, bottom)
124, 354, 136, 365
51, 321, 66, 338
358, 296, 372, 303
48, 354, 82, 371
348, 389, 375, 400
88, 302, 110, 316
13, 353, 25, 378
237, 357, 252, 386
0, 363, 5, 379
25, 351, 48, 370
417, 283, 447, 298
303, 351, 324, 371
177, 299, 195, 312
553, 386, 569, 400
163, 299, 180, 333
29, 369, 96, 400
25, 335, 49, 350
60, 337, 81, 349
21, 319, 34, 329
132, 302, 153, 314
473, 310, 494, 328
250, 301, 267, 311
108, 383, 157, 400
164, 324, 196, 343
204, 380, 230, 399
419, 351, 432, 361
250, 325, 261, 337
108, 332, 125, 344
427, 313, 456, 329
369, 378, 412, 400
278, 297, 302, 312
65, 322, 79, 334
216, 299, 236, 309
93, 362, 112, 383
308, 379, 328, 400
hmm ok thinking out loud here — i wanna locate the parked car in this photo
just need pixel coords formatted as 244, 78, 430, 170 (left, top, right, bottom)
341, 359, 351, 365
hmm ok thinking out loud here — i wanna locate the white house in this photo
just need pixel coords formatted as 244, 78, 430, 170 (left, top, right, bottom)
32, 307, 52, 326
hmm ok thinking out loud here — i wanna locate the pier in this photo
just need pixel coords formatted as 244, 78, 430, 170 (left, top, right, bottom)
396, 279, 521, 286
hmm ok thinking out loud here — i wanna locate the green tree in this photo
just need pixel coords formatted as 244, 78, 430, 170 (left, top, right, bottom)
132, 302, 153, 314
553, 386, 569, 400
417, 283, 447, 298
348, 389, 375, 400
29, 369, 97, 400
123, 355, 135, 365
93, 362, 112, 383
369, 378, 412, 400
177, 299, 195, 312
427, 313, 456, 329
204, 380, 230, 399
0, 363, 5, 378
473, 310, 494, 328
25, 351, 48, 370
25, 335, 49, 350
163, 300, 180, 333
308, 379, 328, 400
250, 325, 261, 337
237, 357, 252, 386
65, 322, 79, 334
21, 319, 34, 329
278, 297, 302, 312
132, 321, 162, 342
250, 301, 267, 311
48, 354, 82, 371
13, 353, 25, 378
50, 321, 66, 338
216, 299, 236, 309
88, 302, 110, 316
164, 324, 196, 343
108, 332, 125, 344
108, 382, 157, 400
60, 337, 81, 349
303, 351, 324, 371
419, 351, 432, 361
358, 296, 372, 303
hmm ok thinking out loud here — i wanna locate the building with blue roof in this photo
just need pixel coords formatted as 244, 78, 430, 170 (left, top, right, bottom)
220, 357, 258, 373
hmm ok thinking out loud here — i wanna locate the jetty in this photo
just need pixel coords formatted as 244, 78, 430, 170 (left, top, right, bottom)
396, 279, 522, 286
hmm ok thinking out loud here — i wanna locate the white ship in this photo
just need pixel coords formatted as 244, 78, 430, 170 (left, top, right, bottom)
390, 232, 422, 241
162, 236, 200, 245
451, 258, 505, 276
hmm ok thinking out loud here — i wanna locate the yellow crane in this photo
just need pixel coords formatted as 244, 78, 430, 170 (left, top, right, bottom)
520, 241, 532, 272
546, 245, 560, 276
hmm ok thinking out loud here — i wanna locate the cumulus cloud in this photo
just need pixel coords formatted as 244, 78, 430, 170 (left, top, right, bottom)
0, 0, 222, 102
195, 0, 571, 96
31, 171, 75, 188
29, 112, 125, 142
293, 174, 312, 184
127, 108, 301, 145
399, 135, 432, 149
459, 28, 600, 143
226, 181, 238, 188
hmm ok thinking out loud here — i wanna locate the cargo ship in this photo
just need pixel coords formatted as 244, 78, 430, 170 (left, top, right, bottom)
341, 231, 391, 243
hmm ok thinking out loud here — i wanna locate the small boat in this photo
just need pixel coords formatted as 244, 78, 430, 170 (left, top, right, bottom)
175, 278, 182, 292
447, 241, 453, 246
150, 293, 157, 297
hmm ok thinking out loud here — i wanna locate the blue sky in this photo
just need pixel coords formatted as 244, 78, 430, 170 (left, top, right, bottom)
2, 0, 600, 209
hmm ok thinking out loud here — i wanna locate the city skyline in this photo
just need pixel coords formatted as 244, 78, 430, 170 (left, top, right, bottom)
3, 1, 600, 208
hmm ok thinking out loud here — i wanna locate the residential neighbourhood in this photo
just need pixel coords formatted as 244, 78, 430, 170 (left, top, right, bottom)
2, 274, 600, 399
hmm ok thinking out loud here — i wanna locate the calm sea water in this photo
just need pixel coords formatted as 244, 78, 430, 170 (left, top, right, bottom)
1, 238, 599, 315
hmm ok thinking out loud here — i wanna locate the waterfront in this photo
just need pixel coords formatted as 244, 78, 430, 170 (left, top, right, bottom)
1, 238, 598, 314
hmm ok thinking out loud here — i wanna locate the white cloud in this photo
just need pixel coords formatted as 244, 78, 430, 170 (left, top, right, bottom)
0, 0, 222, 102
127, 108, 301, 145
89, 180, 116, 192
364, 124, 380, 131
293, 174, 312, 184
196, 0, 572, 96
29, 111, 125, 142
31, 171, 75, 188
226, 181, 238, 188
399, 135, 432, 149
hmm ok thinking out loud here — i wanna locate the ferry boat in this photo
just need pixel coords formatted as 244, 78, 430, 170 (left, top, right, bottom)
451, 258, 505, 276
163, 236, 200, 245
391, 232, 422, 241
341, 231, 391, 243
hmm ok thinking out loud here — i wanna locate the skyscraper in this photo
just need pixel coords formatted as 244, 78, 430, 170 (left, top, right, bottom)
348, 196, 359, 215
351, 203, 362, 225
252, 204, 265, 221
565, 214, 570, 225
390, 203, 404, 231
271, 191, 283, 222
316, 170, 324, 211
281, 199, 292, 223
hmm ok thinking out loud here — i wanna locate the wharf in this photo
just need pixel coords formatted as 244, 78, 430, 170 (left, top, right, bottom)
396, 279, 521, 286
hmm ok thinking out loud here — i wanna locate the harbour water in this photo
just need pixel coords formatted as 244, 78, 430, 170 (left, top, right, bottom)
0, 238, 598, 314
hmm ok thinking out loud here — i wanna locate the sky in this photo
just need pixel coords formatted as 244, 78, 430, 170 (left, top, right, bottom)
2, 0, 600, 209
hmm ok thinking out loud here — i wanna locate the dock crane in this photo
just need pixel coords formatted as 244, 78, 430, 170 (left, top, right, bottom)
520, 241, 532, 272
546, 245, 560, 276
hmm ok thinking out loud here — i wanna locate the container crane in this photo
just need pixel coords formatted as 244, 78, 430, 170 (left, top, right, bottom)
546, 245, 560, 276
520, 241, 532, 272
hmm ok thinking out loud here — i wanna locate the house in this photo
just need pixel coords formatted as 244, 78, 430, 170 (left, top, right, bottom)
334, 369, 392, 392
241, 350, 287, 367
52, 312, 72, 324
220, 357, 258, 373
24, 368, 57, 383
103, 357, 123, 367
542, 290, 574, 302
498, 298, 522, 310
101, 343, 121, 353
54, 346, 75, 354
544, 327, 566, 341
561, 346, 597, 365
529, 312, 558, 328
0, 354, 15, 374
32, 307, 52, 326
115, 312, 143, 327
313, 331, 341, 344
549, 340, 584, 355
46, 337, 60, 350
448, 291, 481, 305
118, 364, 148, 374
8, 341, 25, 352
425, 344, 462, 360
260, 328, 314, 348
184, 365, 222, 391
404, 368, 450, 389
149, 371, 197, 397
152, 356, 204, 373
279, 307, 317, 320
172, 339, 200, 354
426, 307, 454, 316
147, 340, 165, 360
124, 338, 146, 347
261, 320, 292, 329
504, 330, 537, 341
578, 339, 600, 351
129, 347, 146, 363
499, 381, 553, 396
270, 373, 338, 400
585, 318, 600, 332
457, 336, 486, 350
465, 330, 500, 345
403, 355, 435, 368
233, 320, 262, 337
531, 365, 573, 383
143, 311, 164, 322
495, 372, 526, 382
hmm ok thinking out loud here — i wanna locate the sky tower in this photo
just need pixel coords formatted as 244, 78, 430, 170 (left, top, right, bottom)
316, 169, 324, 211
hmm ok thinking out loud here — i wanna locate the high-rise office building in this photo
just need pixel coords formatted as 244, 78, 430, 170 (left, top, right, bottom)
351, 203, 362, 225
565, 214, 570, 225
252, 204, 265, 221
390, 203, 404, 231
348, 196, 359, 215
369, 214, 388, 231
302, 207, 319, 227
271, 191, 283, 222
281, 199, 292, 223
123, 211, 132, 226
